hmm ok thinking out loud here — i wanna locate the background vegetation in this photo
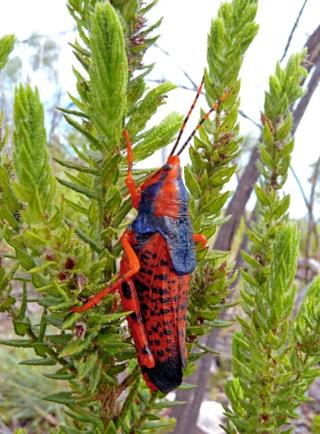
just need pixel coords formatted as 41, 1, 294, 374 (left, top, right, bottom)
0, 0, 320, 433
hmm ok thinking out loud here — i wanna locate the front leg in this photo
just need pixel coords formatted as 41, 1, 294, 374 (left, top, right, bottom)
123, 130, 141, 209
193, 233, 207, 249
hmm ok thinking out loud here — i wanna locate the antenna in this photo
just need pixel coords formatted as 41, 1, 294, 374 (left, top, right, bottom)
176, 90, 229, 156
169, 75, 204, 157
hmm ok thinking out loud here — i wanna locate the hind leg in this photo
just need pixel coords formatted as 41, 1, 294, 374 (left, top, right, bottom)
120, 279, 155, 369
72, 230, 140, 313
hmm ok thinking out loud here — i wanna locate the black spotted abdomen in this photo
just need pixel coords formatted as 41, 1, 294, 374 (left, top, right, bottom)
132, 232, 190, 393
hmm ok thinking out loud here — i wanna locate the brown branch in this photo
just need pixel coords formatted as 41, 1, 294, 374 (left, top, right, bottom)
172, 25, 320, 434
304, 156, 320, 282
304, 25, 320, 67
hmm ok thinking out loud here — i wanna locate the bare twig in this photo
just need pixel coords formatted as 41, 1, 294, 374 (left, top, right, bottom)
238, 110, 262, 130
147, 78, 196, 93
280, 0, 309, 62
155, 43, 198, 90
289, 165, 310, 210
304, 25, 320, 66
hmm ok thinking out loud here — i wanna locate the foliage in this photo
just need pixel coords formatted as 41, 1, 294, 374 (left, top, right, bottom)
224, 53, 320, 433
186, 0, 258, 367
0, 0, 319, 433
0, 0, 245, 431
311, 414, 320, 433
13, 85, 56, 220
0, 347, 65, 433
0, 35, 15, 72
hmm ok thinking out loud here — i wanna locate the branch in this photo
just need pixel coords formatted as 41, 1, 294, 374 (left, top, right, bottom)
154, 43, 198, 90
280, 0, 309, 62
304, 156, 320, 282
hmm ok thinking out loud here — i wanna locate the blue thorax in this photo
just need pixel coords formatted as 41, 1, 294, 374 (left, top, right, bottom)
131, 169, 196, 275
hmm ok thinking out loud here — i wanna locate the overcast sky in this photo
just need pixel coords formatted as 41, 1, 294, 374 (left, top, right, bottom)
0, 0, 319, 218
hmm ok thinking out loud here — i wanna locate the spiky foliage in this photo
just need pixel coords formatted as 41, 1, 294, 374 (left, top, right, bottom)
0, 34, 15, 71
0, 347, 65, 432
2, 1, 319, 433
224, 53, 320, 434
185, 0, 258, 360
0, 1, 186, 432
13, 85, 56, 220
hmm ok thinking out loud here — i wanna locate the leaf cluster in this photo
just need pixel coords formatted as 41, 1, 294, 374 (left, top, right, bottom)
185, 0, 258, 361
0, 1, 190, 432
224, 54, 320, 433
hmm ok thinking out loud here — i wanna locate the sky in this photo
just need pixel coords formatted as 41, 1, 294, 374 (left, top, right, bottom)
0, 0, 319, 218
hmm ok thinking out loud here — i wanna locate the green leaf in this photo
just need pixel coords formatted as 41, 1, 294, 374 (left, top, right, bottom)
0, 34, 15, 71
60, 338, 89, 357
0, 338, 33, 347
212, 319, 233, 328
19, 358, 57, 366
63, 114, 101, 148
133, 112, 182, 161
255, 185, 270, 206
43, 391, 75, 404
276, 113, 292, 141
128, 81, 176, 136
201, 191, 230, 215
17, 281, 27, 319
178, 382, 197, 390
154, 400, 186, 409
13, 320, 30, 336
184, 165, 201, 199
0, 296, 16, 311
13, 85, 55, 217
57, 177, 99, 200
44, 372, 76, 380
88, 2, 128, 148
272, 195, 290, 220
78, 352, 98, 380
141, 420, 176, 430
53, 157, 98, 175
105, 421, 117, 434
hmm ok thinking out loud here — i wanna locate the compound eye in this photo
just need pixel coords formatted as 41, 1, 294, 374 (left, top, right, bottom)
163, 164, 172, 171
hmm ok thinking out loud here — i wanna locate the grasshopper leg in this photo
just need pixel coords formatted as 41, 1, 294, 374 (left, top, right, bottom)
120, 278, 155, 369
123, 130, 141, 209
193, 233, 207, 249
71, 230, 140, 313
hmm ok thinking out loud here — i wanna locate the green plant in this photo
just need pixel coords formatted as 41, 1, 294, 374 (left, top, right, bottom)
224, 53, 320, 433
0, 0, 257, 432
311, 414, 320, 433
0, 347, 65, 432
1, 1, 320, 433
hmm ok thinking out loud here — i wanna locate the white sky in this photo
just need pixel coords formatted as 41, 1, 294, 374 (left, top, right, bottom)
0, 0, 320, 219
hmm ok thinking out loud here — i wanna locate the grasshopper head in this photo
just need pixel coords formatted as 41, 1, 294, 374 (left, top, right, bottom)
139, 155, 188, 219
